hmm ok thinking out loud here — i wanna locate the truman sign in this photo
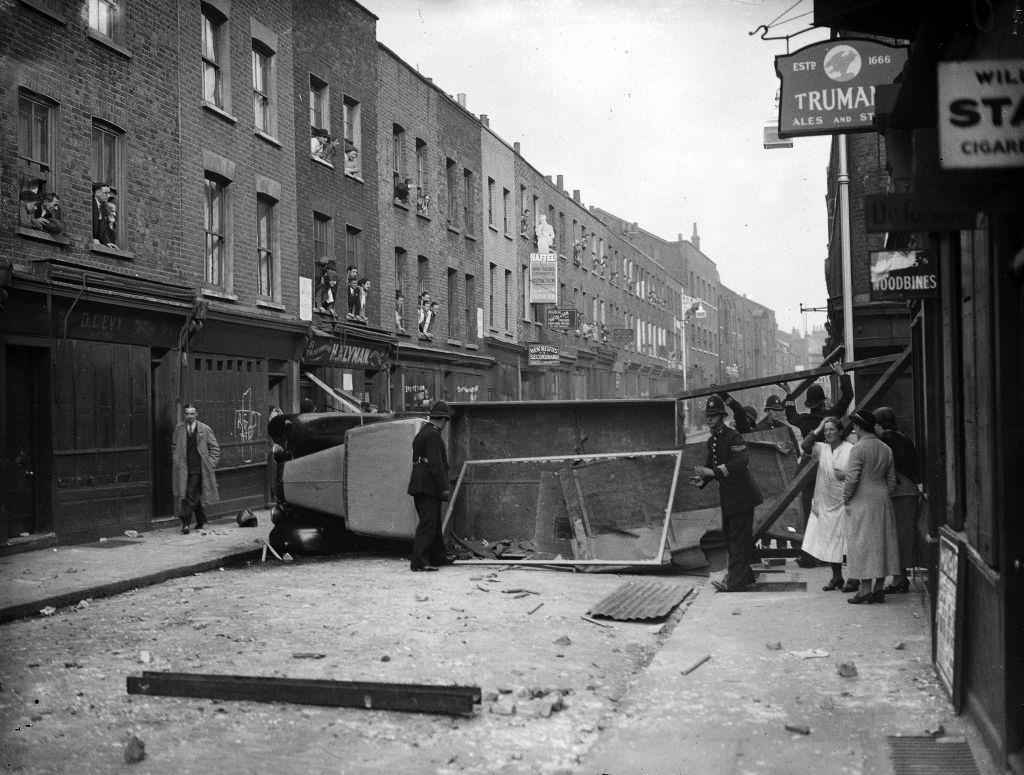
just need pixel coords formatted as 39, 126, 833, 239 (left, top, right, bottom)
776, 39, 908, 138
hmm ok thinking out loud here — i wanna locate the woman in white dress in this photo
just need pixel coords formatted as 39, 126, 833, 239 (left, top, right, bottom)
800, 416, 854, 591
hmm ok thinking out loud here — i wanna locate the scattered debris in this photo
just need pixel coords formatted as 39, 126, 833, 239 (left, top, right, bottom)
39, 607, 57, 617
552, 635, 572, 646
788, 649, 829, 659
292, 652, 326, 660
380, 655, 391, 663
281, 553, 294, 562
76, 599, 91, 610
124, 530, 139, 539
415, 594, 429, 603
894, 642, 906, 650
236, 508, 258, 528
527, 603, 544, 615
501, 588, 540, 596
762, 558, 786, 566
766, 642, 783, 651
784, 723, 810, 736
819, 695, 836, 711
924, 724, 946, 738
475, 585, 491, 593
836, 662, 858, 678
139, 651, 151, 665
99, 537, 108, 543
580, 616, 612, 629
123, 735, 146, 764
587, 579, 693, 621
680, 654, 711, 675
261, 540, 283, 563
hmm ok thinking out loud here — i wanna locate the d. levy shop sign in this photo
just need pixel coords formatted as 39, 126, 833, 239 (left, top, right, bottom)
776, 39, 908, 138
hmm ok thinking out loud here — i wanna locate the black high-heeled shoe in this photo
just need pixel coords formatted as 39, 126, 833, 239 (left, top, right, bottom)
822, 577, 844, 591
841, 580, 860, 593
870, 589, 886, 604
883, 579, 910, 594
847, 591, 874, 604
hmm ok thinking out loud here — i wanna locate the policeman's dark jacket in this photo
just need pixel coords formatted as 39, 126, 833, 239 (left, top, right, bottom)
879, 428, 918, 482
407, 420, 450, 497
702, 423, 764, 515
785, 374, 854, 438
722, 394, 756, 434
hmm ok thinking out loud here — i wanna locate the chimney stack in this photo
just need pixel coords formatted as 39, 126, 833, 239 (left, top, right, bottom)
678, 233, 683, 241
556, 174, 564, 190
514, 141, 521, 155
456, 93, 466, 108
480, 114, 489, 127
691, 222, 700, 251
573, 189, 581, 203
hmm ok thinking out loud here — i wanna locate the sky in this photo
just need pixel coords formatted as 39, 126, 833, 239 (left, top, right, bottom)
361, 0, 834, 333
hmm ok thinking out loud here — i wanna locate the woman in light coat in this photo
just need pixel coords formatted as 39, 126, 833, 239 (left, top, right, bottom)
843, 410, 900, 604
799, 416, 854, 591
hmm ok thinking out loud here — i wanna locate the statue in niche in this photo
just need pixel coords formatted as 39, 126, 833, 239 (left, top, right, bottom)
535, 213, 555, 254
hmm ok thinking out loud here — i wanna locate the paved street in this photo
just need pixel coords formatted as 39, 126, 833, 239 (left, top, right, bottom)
0, 538, 999, 775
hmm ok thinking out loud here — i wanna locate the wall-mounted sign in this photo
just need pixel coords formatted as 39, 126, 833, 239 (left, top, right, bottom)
303, 334, 389, 369
938, 59, 1024, 169
529, 253, 558, 304
527, 344, 559, 367
610, 327, 634, 346
546, 308, 580, 331
869, 250, 939, 300
775, 38, 908, 138
864, 193, 975, 233
299, 276, 313, 321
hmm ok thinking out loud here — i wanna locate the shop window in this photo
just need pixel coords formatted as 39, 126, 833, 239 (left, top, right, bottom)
201, 4, 230, 111
92, 119, 124, 252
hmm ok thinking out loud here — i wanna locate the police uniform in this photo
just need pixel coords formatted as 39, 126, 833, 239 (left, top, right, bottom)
406, 403, 452, 571
702, 397, 763, 590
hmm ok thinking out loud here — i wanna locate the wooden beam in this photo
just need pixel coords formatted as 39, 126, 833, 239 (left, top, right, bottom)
675, 352, 895, 402
127, 672, 481, 716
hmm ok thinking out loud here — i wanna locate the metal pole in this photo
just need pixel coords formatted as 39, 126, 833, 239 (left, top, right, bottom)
838, 134, 855, 367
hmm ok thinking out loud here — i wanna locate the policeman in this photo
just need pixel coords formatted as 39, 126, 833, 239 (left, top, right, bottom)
756, 394, 799, 449
406, 400, 453, 572
691, 395, 764, 592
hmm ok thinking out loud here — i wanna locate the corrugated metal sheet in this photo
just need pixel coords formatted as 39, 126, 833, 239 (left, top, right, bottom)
888, 736, 980, 775
587, 580, 694, 621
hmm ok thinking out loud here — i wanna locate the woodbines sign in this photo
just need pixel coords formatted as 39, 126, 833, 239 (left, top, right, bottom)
775, 39, 908, 138
869, 250, 939, 300
938, 59, 1024, 169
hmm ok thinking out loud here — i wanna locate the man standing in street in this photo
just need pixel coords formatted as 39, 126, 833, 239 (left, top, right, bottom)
692, 395, 763, 592
172, 403, 221, 534
406, 400, 453, 572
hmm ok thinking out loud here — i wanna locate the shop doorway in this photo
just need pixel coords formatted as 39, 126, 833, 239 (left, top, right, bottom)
3, 345, 52, 538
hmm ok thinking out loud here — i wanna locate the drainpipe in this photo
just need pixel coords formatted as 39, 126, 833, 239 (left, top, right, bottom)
838, 134, 855, 408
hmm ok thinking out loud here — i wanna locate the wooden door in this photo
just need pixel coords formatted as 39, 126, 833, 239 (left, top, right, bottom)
4, 346, 49, 537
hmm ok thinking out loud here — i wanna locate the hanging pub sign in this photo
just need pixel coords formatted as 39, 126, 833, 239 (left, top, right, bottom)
546, 308, 580, 331
527, 344, 559, 367
529, 252, 558, 304
775, 39, 908, 138
610, 327, 635, 346
938, 59, 1024, 169
869, 250, 939, 300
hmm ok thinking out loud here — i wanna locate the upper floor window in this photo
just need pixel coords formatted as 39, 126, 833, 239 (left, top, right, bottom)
17, 90, 63, 238
313, 212, 333, 265
202, 6, 228, 110
392, 123, 405, 175
463, 169, 474, 233
252, 44, 273, 134
346, 225, 362, 276
89, 0, 120, 41
445, 158, 457, 227
204, 174, 227, 286
256, 195, 276, 298
487, 178, 495, 228
342, 96, 362, 177
309, 76, 337, 163
502, 188, 510, 235
92, 120, 124, 250
415, 139, 429, 215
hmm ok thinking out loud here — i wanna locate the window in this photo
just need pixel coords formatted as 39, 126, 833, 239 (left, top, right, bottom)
256, 195, 276, 298
17, 90, 58, 235
392, 124, 405, 175
521, 266, 529, 321
342, 96, 361, 176
487, 178, 495, 228
313, 212, 332, 265
395, 248, 408, 330
447, 268, 458, 337
345, 225, 362, 276
558, 212, 566, 255
519, 185, 528, 233
92, 120, 124, 250
252, 43, 274, 135
445, 158, 457, 227
309, 76, 335, 162
417, 255, 429, 298
504, 269, 511, 330
202, 5, 228, 110
502, 187, 510, 235
463, 169, 474, 232
488, 262, 496, 327
415, 139, 429, 215
465, 274, 476, 344
89, 0, 119, 40
204, 174, 227, 286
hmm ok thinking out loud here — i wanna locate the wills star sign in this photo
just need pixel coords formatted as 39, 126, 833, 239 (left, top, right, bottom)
529, 253, 558, 304
938, 59, 1024, 169
775, 39, 908, 138
869, 250, 939, 301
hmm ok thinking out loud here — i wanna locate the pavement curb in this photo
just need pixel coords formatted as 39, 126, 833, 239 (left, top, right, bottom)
0, 547, 262, 626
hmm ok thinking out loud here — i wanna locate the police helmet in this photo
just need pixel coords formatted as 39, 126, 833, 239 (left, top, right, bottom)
764, 395, 784, 412
704, 395, 727, 417
804, 383, 826, 408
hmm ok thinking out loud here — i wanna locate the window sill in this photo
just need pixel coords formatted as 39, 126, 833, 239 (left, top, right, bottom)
396, 329, 413, 338
19, 0, 67, 24
464, 233, 477, 242
393, 200, 410, 211
504, 232, 514, 241
465, 343, 479, 351
202, 288, 238, 302
17, 226, 69, 246
256, 300, 286, 311
503, 331, 515, 339
87, 28, 131, 59
446, 338, 462, 347
446, 225, 461, 235
344, 171, 363, 182
91, 243, 134, 260
202, 102, 237, 124
311, 155, 334, 169
416, 212, 431, 221
488, 327, 500, 334
488, 224, 499, 233
255, 129, 282, 147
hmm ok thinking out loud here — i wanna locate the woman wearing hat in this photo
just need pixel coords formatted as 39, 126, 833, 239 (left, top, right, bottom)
842, 410, 900, 604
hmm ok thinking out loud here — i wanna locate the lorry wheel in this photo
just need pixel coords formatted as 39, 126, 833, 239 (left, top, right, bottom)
268, 524, 346, 555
